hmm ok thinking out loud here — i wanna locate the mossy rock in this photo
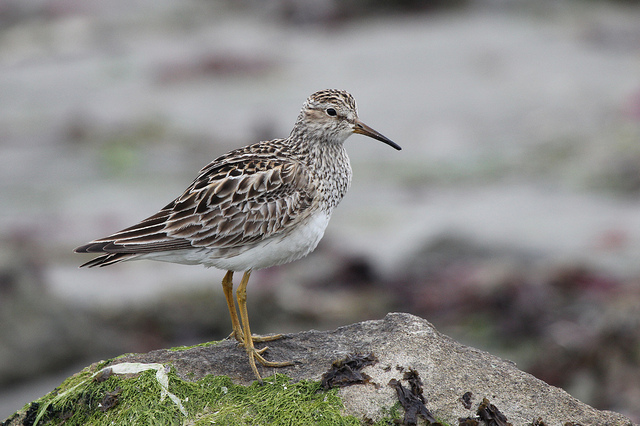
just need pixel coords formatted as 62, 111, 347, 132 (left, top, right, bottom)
3, 313, 633, 426
7, 360, 400, 426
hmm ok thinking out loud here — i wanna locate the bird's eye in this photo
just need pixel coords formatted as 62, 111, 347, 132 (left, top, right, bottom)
326, 108, 337, 116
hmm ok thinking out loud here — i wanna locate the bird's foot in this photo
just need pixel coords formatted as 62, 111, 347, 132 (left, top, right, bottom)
254, 349, 295, 368
226, 329, 244, 343
227, 330, 284, 344
246, 344, 295, 382
251, 333, 284, 343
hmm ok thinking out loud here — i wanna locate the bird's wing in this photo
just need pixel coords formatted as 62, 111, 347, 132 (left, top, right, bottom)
75, 153, 317, 256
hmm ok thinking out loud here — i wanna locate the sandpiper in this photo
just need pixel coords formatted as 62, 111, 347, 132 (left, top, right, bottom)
75, 89, 401, 381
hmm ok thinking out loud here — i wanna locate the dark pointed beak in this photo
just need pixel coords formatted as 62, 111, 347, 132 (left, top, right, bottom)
353, 119, 401, 150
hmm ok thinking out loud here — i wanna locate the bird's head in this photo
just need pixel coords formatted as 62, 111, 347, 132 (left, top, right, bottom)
293, 89, 401, 150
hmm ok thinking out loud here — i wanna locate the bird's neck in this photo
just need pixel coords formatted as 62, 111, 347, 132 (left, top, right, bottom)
285, 125, 353, 212
305, 141, 353, 213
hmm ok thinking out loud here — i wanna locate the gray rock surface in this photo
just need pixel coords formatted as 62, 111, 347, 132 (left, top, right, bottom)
110, 312, 631, 425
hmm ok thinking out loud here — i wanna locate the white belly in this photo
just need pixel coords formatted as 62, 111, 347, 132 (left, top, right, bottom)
211, 210, 331, 271
139, 210, 331, 272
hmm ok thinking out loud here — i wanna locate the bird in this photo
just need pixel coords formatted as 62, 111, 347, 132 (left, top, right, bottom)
75, 89, 401, 381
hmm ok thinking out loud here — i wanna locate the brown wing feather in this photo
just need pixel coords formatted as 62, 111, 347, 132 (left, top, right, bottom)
75, 141, 317, 267
165, 159, 316, 248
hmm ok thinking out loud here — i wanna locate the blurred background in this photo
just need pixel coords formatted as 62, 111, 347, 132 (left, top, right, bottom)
2, 0, 640, 421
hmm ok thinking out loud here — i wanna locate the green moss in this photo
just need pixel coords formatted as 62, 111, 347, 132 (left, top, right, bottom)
168, 340, 221, 352
24, 362, 363, 426
190, 376, 360, 425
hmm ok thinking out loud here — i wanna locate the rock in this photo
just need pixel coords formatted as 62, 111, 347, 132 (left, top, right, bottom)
3, 313, 632, 425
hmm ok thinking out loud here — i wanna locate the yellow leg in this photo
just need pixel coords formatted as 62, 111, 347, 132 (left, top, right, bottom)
222, 270, 244, 343
222, 270, 282, 344
237, 270, 294, 381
